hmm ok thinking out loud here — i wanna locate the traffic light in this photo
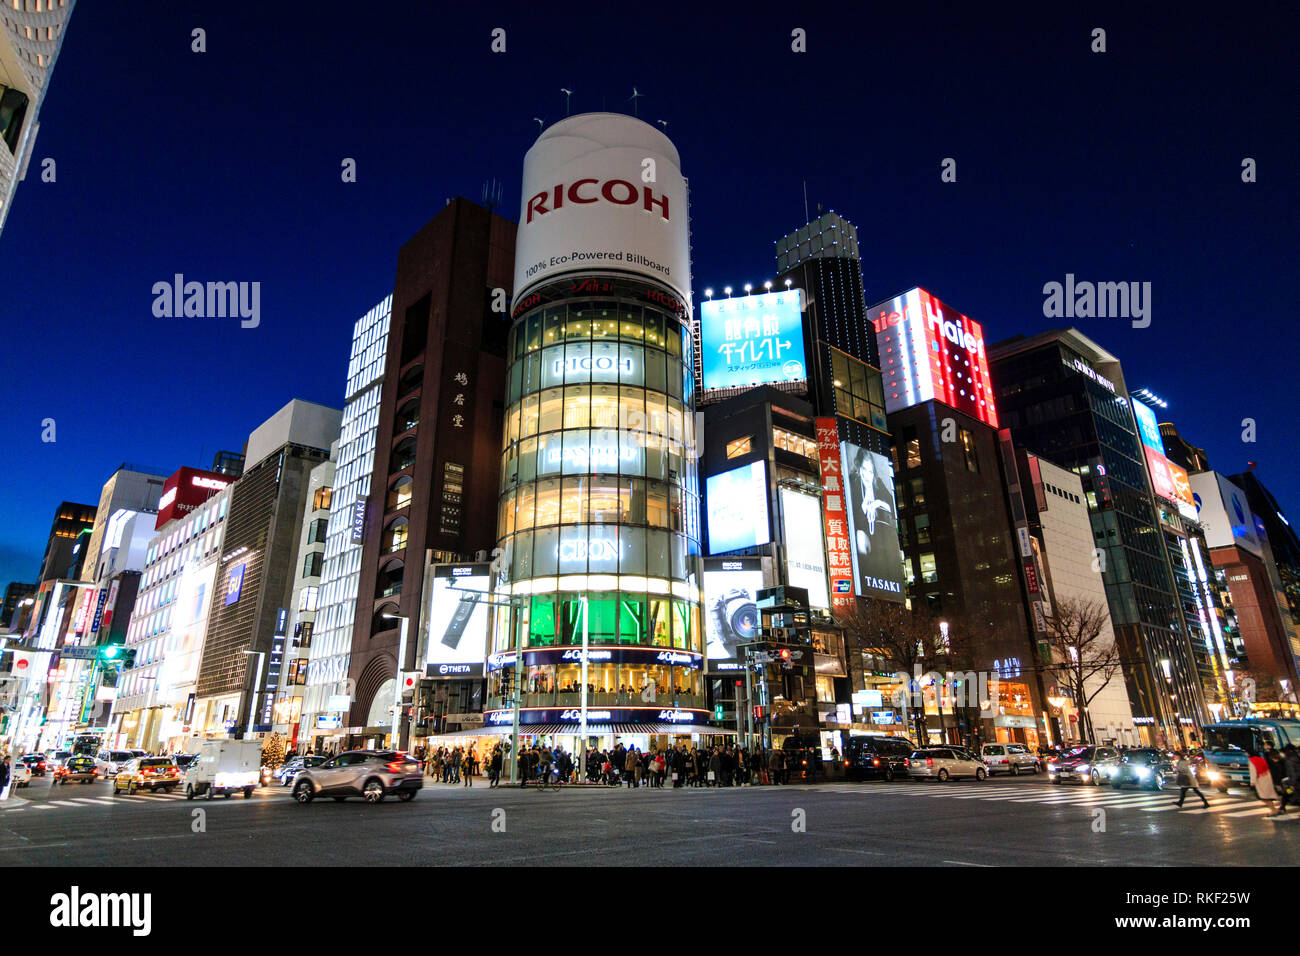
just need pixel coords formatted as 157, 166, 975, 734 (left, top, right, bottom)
779, 648, 790, 660
714, 704, 724, 721
99, 644, 135, 668
753, 705, 764, 721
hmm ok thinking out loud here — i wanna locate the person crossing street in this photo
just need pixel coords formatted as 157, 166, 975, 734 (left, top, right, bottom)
1173, 751, 1208, 809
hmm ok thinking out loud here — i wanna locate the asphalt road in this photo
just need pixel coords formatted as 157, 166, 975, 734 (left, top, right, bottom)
3, 772, 1297, 866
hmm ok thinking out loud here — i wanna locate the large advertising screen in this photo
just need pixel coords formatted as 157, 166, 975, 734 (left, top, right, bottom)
512, 113, 692, 309
699, 289, 807, 390
780, 488, 830, 609
705, 461, 770, 554
870, 288, 998, 427
702, 557, 764, 662
1132, 399, 1166, 455
1190, 472, 1264, 558
425, 563, 492, 679
1133, 398, 1198, 520
840, 442, 906, 601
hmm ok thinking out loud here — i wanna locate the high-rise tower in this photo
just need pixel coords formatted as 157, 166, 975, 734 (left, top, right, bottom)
485, 114, 710, 743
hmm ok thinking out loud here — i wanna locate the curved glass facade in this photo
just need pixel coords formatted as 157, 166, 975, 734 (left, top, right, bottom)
489, 276, 706, 721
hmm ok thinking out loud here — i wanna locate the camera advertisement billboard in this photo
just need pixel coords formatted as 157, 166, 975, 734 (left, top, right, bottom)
703, 557, 764, 662
425, 563, 492, 679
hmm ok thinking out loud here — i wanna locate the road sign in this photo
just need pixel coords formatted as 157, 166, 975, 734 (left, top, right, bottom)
59, 646, 98, 660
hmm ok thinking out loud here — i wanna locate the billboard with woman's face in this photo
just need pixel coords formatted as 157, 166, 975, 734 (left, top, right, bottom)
841, 443, 906, 601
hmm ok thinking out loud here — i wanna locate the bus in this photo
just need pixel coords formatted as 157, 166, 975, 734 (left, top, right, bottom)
71, 731, 106, 756
1199, 718, 1300, 790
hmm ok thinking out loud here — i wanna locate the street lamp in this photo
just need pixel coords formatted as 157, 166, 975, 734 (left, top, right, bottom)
241, 650, 265, 740
380, 611, 409, 750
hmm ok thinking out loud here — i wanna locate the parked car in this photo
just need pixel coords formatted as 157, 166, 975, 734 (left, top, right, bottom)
10, 762, 32, 788
95, 750, 138, 778
274, 755, 328, 786
292, 750, 423, 804
980, 742, 1040, 775
20, 754, 47, 776
906, 747, 988, 781
1111, 749, 1177, 791
1047, 745, 1121, 785
54, 755, 100, 785
113, 757, 181, 795
843, 735, 914, 781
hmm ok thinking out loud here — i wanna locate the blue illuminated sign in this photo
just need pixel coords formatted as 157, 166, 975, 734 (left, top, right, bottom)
1132, 399, 1165, 455
705, 462, 770, 554
224, 562, 246, 606
700, 290, 806, 389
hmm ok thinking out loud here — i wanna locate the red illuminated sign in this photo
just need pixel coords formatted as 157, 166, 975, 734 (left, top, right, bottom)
815, 417, 855, 611
870, 288, 999, 428
525, 180, 670, 224
155, 466, 232, 529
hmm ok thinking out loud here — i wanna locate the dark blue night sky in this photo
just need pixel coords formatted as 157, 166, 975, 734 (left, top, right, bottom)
2, 2, 1296, 591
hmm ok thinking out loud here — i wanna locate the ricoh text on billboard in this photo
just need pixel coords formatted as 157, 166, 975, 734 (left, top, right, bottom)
512, 114, 692, 309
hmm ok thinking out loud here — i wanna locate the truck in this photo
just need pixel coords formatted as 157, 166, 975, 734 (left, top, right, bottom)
183, 739, 263, 800
1200, 718, 1300, 790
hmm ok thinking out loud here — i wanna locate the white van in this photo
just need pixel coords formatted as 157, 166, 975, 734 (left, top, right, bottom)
183, 739, 263, 800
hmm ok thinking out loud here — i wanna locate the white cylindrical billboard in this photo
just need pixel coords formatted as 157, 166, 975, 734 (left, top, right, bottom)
512, 113, 692, 310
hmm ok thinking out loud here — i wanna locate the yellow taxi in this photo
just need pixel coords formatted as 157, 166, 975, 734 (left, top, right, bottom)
113, 756, 181, 795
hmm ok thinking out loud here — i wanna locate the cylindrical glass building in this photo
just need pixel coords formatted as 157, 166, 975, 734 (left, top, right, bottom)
484, 114, 709, 747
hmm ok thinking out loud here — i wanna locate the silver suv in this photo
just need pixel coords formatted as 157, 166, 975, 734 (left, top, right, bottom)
980, 742, 1040, 775
292, 750, 422, 805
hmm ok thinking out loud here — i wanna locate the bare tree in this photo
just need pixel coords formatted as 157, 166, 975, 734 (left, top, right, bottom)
1038, 597, 1121, 743
836, 598, 951, 743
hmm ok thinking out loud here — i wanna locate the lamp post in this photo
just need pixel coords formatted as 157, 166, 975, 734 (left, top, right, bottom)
381, 611, 409, 750
241, 650, 265, 740
579, 595, 589, 785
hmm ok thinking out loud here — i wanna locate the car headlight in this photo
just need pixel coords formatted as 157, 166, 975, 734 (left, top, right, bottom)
1047, 763, 1057, 772
1076, 763, 1090, 773
1135, 767, 1150, 778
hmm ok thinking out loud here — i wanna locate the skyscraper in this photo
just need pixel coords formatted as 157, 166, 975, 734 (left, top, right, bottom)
990, 329, 1209, 746
299, 295, 390, 750
346, 202, 514, 747
0, 0, 75, 236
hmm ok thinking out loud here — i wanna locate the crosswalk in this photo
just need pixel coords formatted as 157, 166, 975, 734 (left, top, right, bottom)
3, 788, 282, 812
829, 782, 1275, 817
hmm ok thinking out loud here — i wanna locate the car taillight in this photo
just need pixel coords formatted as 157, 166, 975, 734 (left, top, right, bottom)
386, 761, 405, 773
872, 758, 880, 766
926, 758, 934, 767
